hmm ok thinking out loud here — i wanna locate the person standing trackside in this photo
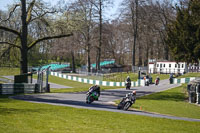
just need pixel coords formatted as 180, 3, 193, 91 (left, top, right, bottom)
125, 76, 131, 90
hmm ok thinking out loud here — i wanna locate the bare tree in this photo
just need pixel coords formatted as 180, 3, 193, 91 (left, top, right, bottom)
0, 0, 73, 78
89, 0, 113, 71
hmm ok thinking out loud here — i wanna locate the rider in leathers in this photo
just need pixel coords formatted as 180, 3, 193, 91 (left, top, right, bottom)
125, 91, 136, 102
88, 85, 101, 99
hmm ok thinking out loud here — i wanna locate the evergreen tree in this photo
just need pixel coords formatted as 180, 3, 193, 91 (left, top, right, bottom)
166, 0, 200, 63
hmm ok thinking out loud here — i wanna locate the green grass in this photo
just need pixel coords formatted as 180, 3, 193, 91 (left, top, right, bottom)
72, 72, 170, 82
132, 84, 200, 119
47, 75, 122, 93
83, 72, 170, 82
150, 73, 170, 81
102, 72, 139, 82
0, 95, 199, 133
178, 72, 200, 78
0, 67, 20, 76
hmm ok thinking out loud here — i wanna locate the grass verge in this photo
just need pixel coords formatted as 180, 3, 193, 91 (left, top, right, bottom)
48, 75, 122, 93
0, 67, 20, 76
0, 95, 199, 133
179, 72, 200, 78
102, 72, 170, 82
132, 84, 200, 119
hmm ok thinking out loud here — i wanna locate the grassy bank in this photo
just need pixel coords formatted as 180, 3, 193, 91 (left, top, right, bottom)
132, 84, 200, 119
179, 72, 200, 78
48, 75, 122, 93
102, 72, 170, 82
0, 67, 20, 76
0, 95, 199, 133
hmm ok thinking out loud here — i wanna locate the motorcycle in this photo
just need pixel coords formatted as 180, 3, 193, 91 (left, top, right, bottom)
125, 81, 131, 90
155, 78, 159, 85
145, 78, 149, 86
117, 97, 135, 110
86, 90, 99, 104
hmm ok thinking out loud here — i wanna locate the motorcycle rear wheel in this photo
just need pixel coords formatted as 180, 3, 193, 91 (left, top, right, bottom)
117, 103, 123, 109
86, 95, 94, 104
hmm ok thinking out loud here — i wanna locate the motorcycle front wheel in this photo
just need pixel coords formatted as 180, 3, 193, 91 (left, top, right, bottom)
123, 102, 132, 110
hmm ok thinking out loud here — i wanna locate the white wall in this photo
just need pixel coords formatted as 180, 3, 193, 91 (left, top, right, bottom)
149, 62, 187, 74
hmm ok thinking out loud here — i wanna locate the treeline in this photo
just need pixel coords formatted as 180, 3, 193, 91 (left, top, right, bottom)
0, 0, 199, 73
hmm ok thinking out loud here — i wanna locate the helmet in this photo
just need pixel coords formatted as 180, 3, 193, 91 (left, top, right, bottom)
132, 91, 136, 95
127, 76, 130, 78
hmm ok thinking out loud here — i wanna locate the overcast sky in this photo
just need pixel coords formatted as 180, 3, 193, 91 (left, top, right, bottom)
0, 0, 123, 20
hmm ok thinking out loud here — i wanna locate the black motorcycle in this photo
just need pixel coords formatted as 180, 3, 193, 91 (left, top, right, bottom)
145, 78, 149, 86
117, 97, 135, 110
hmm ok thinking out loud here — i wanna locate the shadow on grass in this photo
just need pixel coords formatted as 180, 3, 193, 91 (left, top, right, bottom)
138, 91, 187, 102
0, 95, 17, 103
11, 95, 118, 111
0, 95, 47, 115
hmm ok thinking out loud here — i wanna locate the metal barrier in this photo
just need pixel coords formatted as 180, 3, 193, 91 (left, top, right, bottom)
0, 83, 40, 95
187, 79, 200, 104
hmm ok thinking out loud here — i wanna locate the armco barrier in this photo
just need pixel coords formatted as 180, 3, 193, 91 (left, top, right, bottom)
50, 72, 145, 87
0, 83, 40, 95
173, 77, 196, 84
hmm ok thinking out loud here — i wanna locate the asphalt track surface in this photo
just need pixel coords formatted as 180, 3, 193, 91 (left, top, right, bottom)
12, 79, 200, 122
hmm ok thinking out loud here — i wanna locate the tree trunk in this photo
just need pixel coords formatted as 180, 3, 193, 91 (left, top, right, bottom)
97, 0, 102, 71
144, 41, 149, 66
20, 0, 28, 76
164, 45, 169, 60
87, 22, 91, 72
87, 46, 91, 72
138, 39, 142, 66
132, 0, 138, 71
71, 51, 76, 73
159, 31, 169, 60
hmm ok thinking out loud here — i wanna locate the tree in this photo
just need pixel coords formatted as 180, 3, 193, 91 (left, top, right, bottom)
71, 0, 95, 72
90, 0, 113, 71
131, 0, 138, 70
166, 0, 200, 64
0, 0, 73, 77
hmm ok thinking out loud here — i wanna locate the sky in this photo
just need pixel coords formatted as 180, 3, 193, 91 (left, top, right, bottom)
0, 0, 123, 20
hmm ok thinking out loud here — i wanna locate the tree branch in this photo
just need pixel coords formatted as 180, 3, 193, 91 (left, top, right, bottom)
88, 0, 99, 10
26, 0, 36, 24
0, 26, 21, 38
30, 10, 56, 23
0, 42, 21, 49
28, 33, 73, 50
0, 4, 20, 22
0, 46, 12, 59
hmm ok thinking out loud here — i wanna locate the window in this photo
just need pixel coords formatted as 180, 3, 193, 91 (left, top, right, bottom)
157, 64, 159, 67
175, 64, 177, 68
182, 64, 184, 68
160, 64, 162, 68
178, 64, 180, 68
169, 64, 171, 68
164, 64, 165, 67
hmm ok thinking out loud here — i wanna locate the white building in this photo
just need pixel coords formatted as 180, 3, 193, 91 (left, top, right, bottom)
149, 61, 187, 74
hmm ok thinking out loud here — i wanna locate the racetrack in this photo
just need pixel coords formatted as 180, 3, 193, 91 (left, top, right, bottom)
12, 79, 200, 122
